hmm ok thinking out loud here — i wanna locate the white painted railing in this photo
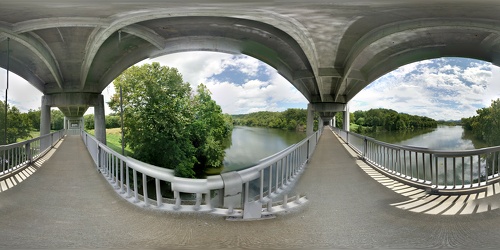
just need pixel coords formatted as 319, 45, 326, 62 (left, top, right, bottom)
331, 126, 500, 194
0, 130, 66, 178
81, 127, 322, 219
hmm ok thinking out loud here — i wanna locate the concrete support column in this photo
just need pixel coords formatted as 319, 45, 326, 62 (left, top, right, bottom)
40, 96, 51, 136
64, 117, 68, 130
306, 103, 314, 136
94, 94, 106, 145
333, 116, 336, 127
343, 103, 350, 132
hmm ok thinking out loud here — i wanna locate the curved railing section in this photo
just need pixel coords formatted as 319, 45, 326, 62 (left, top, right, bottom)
0, 130, 66, 179
331, 126, 500, 194
81, 127, 322, 219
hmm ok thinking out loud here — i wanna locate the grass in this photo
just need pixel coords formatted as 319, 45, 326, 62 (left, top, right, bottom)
86, 128, 133, 156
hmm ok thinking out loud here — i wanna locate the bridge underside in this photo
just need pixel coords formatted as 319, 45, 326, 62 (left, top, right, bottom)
2, 0, 500, 121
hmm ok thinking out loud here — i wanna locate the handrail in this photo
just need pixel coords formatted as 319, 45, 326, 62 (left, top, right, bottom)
331, 126, 500, 193
81, 127, 322, 219
0, 130, 66, 178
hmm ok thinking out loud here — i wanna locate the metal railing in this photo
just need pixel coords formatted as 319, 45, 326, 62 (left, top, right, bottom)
0, 130, 66, 178
331, 126, 500, 193
81, 127, 322, 219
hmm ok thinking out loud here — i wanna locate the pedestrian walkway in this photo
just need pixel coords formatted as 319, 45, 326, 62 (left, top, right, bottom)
1, 132, 500, 249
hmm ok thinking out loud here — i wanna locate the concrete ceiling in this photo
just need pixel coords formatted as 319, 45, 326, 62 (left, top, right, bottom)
2, 0, 500, 117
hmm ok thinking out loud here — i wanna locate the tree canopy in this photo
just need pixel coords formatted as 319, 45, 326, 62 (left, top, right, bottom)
108, 62, 232, 178
0, 101, 32, 144
336, 108, 437, 132
232, 108, 318, 131
462, 99, 500, 146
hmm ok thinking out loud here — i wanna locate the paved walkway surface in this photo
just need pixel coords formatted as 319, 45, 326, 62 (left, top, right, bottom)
2, 131, 500, 248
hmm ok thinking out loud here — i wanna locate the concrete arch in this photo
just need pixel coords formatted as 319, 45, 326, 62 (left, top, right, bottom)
0, 26, 64, 91
80, 9, 319, 93
336, 18, 500, 102
87, 15, 318, 101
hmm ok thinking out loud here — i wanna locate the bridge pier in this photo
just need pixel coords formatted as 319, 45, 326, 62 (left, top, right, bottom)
40, 96, 51, 136
307, 103, 314, 136
39, 93, 106, 144
343, 103, 350, 132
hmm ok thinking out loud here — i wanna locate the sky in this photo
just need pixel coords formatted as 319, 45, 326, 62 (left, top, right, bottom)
0, 52, 499, 121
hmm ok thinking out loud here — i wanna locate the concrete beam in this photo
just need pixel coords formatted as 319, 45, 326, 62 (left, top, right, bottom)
311, 102, 346, 113
43, 93, 102, 107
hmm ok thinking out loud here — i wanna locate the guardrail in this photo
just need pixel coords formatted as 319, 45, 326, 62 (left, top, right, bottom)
0, 130, 66, 179
81, 127, 322, 219
331, 126, 500, 194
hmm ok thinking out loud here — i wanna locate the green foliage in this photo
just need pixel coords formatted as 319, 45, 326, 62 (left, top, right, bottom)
108, 63, 231, 178
51, 110, 64, 130
232, 108, 318, 131
84, 114, 94, 130
351, 108, 437, 132
105, 115, 121, 128
27, 109, 41, 131
0, 101, 32, 144
462, 99, 500, 146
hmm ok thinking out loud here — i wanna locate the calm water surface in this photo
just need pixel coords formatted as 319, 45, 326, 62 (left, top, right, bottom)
363, 125, 488, 150
222, 126, 306, 173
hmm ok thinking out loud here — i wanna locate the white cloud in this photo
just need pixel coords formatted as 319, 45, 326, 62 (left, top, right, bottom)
351, 58, 499, 120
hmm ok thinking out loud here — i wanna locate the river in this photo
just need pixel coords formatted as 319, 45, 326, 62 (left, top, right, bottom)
221, 126, 307, 173
362, 125, 489, 150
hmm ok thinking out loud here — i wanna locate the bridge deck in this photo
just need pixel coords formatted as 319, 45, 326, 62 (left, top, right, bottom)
0, 130, 499, 248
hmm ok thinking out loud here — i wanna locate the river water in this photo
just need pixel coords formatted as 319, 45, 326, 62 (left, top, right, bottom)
362, 125, 488, 150
221, 126, 306, 173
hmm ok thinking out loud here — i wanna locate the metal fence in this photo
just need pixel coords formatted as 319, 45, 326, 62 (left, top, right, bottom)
331, 126, 500, 193
81, 127, 322, 219
0, 130, 66, 178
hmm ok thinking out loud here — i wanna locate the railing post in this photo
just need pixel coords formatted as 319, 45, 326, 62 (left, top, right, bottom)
306, 139, 310, 160
363, 137, 367, 160
26, 142, 32, 164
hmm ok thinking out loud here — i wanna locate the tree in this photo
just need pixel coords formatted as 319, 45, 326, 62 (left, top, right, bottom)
462, 99, 500, 146
84, 114, 94, 130
0, 101, 32, 144
27, 109, 41, 131
108, 63, 231, 178
51, 109, 64, 130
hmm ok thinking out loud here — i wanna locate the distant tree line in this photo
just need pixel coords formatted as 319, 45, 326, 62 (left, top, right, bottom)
83, 114, 121, 130
232, 108, 318, 131
337, 108, 437, 133
462, 99, 500, 146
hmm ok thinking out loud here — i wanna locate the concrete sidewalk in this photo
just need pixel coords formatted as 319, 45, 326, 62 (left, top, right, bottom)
1, 132, 499, 249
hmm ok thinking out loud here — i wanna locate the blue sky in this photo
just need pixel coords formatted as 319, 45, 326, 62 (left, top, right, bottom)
1, 52, 499, 121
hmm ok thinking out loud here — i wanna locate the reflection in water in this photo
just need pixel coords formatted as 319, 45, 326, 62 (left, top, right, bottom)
365, 125, 487, 150
222, 126, 306, 173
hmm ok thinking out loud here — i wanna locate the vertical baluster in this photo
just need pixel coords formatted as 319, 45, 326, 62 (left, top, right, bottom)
260, 169, 264, 201
422, 153, 426, 182
143, 173, 148, 206
470, 156, 473, 187
429, 153, 433, 185
120, 159, 124, 193
462, 157, 465, 188
111, 154, 115, 183
126, 164, 131, 198
453, 157, 456, 188
133, 169, 138, 202
276, 160, 280, 192
416, 152, 419, 181
444, 158, 448, 188
269, 164, 273, 196
155, 178, 162, 207
435, 157, 438, 187
478, 155, 481, 186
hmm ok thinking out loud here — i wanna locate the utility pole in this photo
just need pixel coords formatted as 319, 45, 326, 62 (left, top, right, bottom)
4, 37, 10, 145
